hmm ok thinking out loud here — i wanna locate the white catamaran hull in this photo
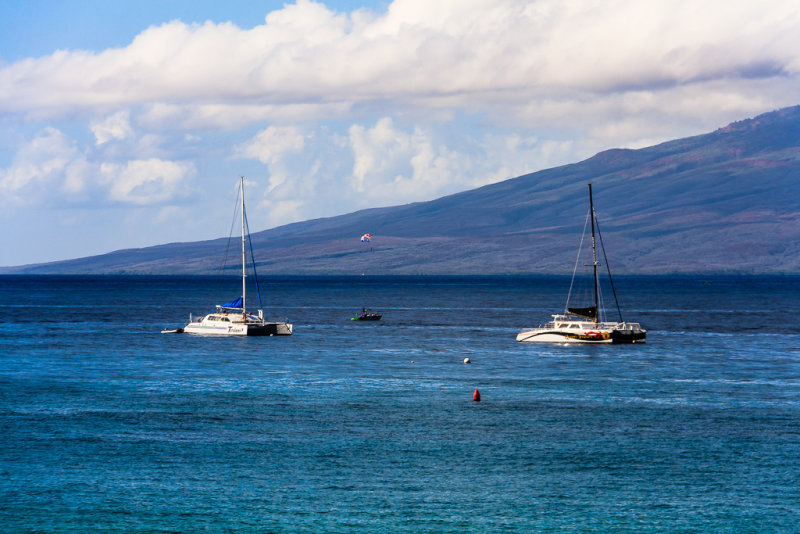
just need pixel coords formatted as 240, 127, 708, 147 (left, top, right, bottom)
184, 320, 292, 336
516, 328, 613, 343
516, 322, 646, 344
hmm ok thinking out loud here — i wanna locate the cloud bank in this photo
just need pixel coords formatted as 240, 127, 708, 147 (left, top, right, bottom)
2, 0, 798, 124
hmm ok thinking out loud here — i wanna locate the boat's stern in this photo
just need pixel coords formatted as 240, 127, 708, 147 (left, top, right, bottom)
245, 321, 293, 336
611, 323, 647, 343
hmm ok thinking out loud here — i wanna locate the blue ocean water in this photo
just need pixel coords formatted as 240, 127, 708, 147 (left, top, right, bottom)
1, 275, 799, 532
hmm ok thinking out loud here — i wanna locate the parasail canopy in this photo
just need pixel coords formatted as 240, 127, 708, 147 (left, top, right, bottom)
360, 233, 372, 242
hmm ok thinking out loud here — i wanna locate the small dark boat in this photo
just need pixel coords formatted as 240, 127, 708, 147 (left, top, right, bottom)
350, 308, 381, 321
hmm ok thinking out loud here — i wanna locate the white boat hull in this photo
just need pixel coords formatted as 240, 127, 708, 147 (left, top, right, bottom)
184, 319, 292, 336
516, 328, 613, 343
516, 319, 646, 344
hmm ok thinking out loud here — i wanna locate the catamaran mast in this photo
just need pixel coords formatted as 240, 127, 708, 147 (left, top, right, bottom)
240, 176, 247, 317
588, 183, 600, 324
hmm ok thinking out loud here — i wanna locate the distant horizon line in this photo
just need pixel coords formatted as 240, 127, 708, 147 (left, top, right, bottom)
1, 272, 798, 278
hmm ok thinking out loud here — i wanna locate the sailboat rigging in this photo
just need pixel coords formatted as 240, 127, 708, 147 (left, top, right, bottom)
163, 177, 292, 336
516, 183, 646, 344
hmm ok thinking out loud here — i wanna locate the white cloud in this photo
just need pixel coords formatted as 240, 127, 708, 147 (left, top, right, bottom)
236, 125, 305, 165
350, 117, 411, 193
0, 127, 196, 209
100, 158, 195, 205
137, 102, 353, 130
346, 117, 575, 203
90, 110, 133, 145
0, 0, 797, 132
0, 127, 89, 204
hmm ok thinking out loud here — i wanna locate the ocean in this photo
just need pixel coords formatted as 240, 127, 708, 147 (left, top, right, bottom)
1, 275, 799, 532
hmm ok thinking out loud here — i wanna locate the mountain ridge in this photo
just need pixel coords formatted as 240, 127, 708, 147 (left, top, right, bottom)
5, 105, 800, 274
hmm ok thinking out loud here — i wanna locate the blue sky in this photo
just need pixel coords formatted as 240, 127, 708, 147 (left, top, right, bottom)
2, 0, 799, 266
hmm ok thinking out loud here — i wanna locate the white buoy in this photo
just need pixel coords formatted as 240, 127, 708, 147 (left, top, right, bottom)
463, 357, 471, 364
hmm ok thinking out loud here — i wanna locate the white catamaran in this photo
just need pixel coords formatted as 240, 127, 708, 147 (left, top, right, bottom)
164, 177, 292, 337
516, 184, 646, 344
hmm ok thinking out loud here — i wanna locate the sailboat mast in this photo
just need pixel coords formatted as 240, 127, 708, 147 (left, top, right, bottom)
240, 177, 247, 316
588, 183, 600, 324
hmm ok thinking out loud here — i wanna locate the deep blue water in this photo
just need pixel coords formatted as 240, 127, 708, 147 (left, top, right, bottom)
1, 275, 799, 532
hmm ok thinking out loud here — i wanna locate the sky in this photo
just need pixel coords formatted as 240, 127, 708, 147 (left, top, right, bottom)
2, 0, 799, 266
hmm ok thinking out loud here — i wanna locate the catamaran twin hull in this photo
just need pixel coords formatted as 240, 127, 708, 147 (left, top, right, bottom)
516, 327, 646, 344
183, 320, 293, 336
516, 331, 646, 344
516, 329, 612, 343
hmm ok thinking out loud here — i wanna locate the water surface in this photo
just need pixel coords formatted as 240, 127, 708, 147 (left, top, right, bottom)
1, 275, 798, 532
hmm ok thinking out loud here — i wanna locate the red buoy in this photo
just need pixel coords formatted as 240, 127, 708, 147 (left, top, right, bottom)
473, 389, 481, 402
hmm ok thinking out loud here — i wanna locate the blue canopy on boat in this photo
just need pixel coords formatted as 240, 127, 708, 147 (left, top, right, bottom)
221, 297, 243, 309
